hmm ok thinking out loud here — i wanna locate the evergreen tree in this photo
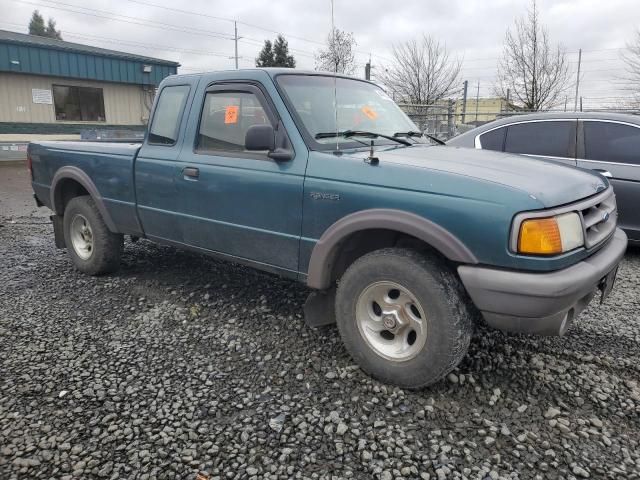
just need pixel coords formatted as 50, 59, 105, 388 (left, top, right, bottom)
273, 35, 295, 68
255, 35, 296, 68
256, 40, 275, 67
28, 10, 46, 36
28, 10, 63, 40
45, 18, 63, 40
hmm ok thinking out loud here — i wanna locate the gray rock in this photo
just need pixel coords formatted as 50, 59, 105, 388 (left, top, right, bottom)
544, 407, 561, 419
269, 413, 286, 432
573, 465, 590, 478
1, 178, 639, 480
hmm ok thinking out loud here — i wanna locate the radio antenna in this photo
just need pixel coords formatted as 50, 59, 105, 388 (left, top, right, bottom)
331, 0, 339, 151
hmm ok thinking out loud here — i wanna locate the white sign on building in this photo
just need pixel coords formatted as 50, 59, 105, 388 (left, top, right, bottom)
32, 89, 53, 104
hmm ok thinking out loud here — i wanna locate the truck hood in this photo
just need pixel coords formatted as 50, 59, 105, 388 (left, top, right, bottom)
363, 145, 608, 208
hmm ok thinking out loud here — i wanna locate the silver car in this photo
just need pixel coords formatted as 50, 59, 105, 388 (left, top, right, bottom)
447, 112, 640, 244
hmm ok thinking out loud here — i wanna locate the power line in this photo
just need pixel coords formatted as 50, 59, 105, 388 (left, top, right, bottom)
20, 0, 325, 61
121, 0, 395, 63
124, 0, 327, 47
0, 22, 233, 58
12, 0, 235, 40
0, 21, 258, 71
5, 0, 634, 92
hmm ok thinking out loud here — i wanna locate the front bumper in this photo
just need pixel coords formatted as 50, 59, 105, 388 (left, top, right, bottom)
458, 228, 628, 336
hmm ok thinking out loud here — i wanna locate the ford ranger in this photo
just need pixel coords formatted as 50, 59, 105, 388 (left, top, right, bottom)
28, 69, 628, 388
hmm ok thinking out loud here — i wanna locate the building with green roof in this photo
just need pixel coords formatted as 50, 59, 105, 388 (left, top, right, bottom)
0, 29, 179, 134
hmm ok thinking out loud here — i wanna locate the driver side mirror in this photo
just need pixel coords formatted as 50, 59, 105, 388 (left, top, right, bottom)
245, 124, 293, 161
245, 124, 275, 152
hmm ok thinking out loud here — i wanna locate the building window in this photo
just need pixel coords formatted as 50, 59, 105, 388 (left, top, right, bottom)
53, 85, 106, 122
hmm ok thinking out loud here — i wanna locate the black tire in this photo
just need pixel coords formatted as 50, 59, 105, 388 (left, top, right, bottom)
63, 195, 123, 275
335, 248, 474, 389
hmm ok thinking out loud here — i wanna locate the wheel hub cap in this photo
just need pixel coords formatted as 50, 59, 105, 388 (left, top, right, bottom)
355, 280, 428, 362
70, 214, 94, 260
383, 315, 397, 330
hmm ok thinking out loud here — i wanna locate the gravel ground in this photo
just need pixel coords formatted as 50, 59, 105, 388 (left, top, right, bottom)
1, 164, 639, 480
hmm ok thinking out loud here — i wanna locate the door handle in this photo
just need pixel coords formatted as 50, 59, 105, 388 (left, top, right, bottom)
593, 169, 612, 178
183, 167, 199, 179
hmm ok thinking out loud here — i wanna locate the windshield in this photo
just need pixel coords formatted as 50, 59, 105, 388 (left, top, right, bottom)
276, 74, 423, 149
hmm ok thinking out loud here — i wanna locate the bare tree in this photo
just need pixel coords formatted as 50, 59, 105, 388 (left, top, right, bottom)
379, 35, 461, 105
621, 30, 640, 105
315, 28, 357, 74
496, 0, 569, 111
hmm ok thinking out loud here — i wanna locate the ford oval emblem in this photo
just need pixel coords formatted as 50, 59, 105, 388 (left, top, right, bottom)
603, 212, 610, 222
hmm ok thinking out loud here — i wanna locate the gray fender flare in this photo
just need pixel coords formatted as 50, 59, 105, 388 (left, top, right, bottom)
306, 208, 478, 290
50, 166, 118, 232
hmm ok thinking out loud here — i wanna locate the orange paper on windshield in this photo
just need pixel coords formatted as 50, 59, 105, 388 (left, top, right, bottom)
361, 105, 378, 120
224, 106, 239, 124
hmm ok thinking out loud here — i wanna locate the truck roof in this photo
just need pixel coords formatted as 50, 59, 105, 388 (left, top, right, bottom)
173, 68, 374, 82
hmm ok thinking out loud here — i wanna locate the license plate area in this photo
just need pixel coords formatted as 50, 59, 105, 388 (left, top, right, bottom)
599, 266, 618, 304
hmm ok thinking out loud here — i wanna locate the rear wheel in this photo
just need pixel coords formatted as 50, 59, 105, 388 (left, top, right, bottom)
63, 196, 123, 275
335, 248, 474, 388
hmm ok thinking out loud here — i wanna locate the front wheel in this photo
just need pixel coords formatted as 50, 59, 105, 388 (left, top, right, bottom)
63, 195, 123, 275
335, 248, 474, 389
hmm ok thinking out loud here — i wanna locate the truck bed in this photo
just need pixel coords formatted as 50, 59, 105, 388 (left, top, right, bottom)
30, 140, 143, 235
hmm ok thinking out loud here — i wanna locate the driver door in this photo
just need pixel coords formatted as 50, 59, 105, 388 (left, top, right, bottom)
174, 83, 306, 274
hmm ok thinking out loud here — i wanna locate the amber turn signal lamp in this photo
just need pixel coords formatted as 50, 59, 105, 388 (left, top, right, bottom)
518, 217, 562, 255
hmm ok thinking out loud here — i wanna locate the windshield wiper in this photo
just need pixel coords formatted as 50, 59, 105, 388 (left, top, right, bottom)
393, 130, 423, 138
393, 131, 446, 146
315, 130, 411, 146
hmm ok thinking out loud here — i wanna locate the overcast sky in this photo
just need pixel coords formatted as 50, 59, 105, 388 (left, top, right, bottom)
2, 0, 640, 107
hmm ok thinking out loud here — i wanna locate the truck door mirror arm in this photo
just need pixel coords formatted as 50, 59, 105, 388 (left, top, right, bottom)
267, 148, 293, 161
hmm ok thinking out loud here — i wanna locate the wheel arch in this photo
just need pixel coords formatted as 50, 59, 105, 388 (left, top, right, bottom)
306, 209, 478, 290
50, 166, 118, 232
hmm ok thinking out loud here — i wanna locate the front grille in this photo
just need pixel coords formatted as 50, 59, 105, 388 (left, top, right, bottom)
580, 189, 617, 249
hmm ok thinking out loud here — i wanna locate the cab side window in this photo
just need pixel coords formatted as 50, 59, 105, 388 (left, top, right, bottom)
148, 85, 190, 145
504, 121, 575, 158
196, 91, 271, 153
584, 122, 640, 165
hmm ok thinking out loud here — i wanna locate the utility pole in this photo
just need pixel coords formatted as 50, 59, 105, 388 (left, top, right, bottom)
574, 48, 582, 112
475, 81, 480, 123
234, 21, 239, 69
447, 99, 455, 138
580, 96, 583, 112
461, 80, 468, 124
506, 88, 511, 111
364, 61, 371, 80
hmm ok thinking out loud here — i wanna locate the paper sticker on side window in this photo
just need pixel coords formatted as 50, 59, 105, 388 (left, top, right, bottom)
224, 106, 239, 124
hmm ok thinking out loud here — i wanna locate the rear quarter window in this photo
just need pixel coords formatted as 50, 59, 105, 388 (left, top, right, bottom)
584, 121, 640, 165
478, 127, 506, 151
148, 85, 190, 145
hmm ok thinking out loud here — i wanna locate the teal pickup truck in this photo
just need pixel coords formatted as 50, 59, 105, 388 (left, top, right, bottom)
29, 69, 627, 388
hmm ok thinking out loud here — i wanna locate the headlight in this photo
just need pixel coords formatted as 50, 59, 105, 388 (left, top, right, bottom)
517, 212, 584, 255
